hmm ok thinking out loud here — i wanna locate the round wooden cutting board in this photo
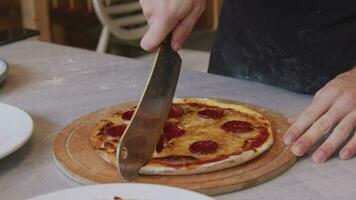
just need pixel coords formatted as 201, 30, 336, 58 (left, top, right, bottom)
53, 98, 297, 196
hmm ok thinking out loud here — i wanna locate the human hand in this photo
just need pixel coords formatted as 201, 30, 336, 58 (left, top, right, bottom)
284, 68, 356, 163
139, 0, 206, 51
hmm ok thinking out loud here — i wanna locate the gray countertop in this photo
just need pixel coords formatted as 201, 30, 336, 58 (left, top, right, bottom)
0, 41, 354, 200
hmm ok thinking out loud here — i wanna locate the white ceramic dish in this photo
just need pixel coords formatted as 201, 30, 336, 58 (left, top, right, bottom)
0, 58, 9, 84
0, 103, 33, 159
28, 183, 215, 200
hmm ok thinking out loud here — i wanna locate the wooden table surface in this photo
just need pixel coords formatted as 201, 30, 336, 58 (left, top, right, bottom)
0, 41, 354, 200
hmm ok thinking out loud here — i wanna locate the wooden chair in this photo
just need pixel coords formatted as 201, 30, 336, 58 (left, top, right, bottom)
92, 0, 148, 53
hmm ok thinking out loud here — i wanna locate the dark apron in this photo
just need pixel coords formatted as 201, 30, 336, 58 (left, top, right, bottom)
208, 0, 356, 94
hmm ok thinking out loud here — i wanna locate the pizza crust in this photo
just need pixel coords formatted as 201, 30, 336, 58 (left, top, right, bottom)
94, 133, 273, 175
140, 133, 273, 175
95, 149, 118, 167
90, 98, 274, 175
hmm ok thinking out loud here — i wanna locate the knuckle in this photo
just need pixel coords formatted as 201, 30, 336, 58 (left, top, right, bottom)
197, 0, 206, 14
314, 89, 323, 99
289, 125, 302, 135
341, 92, 355, 103
141, 10, 153, 19
337, 123, 351, 136
179, 23, 193, 34
303, 110, 316, 122
314, 118, 331, 133
164, 11, 175, 19
328, 104, 345, 118
142, 8, 151, 16
327, 84, 343, 95
331, 103, 345, 115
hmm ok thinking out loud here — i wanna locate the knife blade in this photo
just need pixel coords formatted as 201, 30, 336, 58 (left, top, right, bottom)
117, 35, 182, 181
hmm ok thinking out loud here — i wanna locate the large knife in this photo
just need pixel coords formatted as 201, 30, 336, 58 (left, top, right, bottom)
117, 35, 182, 181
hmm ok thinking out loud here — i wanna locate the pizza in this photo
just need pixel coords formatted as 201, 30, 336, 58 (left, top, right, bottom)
90, 98, 273, 175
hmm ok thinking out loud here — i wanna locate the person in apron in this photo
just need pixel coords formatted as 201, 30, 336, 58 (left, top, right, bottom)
139, 0, 356, 163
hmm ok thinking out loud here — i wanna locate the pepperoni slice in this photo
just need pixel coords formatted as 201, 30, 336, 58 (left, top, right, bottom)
156, 135, 164, 153
258, 127, 268, 136
221, 120, 254, 133
107, 124, 127, 137
246, 127, 269, 149
198, 109, 224, 119
168, 104, 184, 118
121, 110, 134, 121
189, 140, 218, 154
163, 123, 185, 141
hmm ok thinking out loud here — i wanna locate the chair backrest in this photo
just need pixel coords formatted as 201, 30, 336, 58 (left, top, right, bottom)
92, 0, 148, 40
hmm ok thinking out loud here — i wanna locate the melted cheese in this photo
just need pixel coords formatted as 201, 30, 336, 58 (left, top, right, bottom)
151, 98, 271, 161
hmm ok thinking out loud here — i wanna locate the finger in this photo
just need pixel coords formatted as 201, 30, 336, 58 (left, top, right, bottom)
340, 130, 356, 160
140, 18, 178, 51
284, 89, 338, 145
312, 111, 356, 163
171, 0, 206, 50
292, 94, 352, 157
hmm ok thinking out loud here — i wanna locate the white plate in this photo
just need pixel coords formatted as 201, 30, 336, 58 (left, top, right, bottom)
0, 58, 9, 84
28, 183, 215, 200
0, 103, 33, 159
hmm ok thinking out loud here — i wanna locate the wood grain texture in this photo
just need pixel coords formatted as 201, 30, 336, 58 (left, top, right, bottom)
53, 99, 297, 196
20, 0, 51, 41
